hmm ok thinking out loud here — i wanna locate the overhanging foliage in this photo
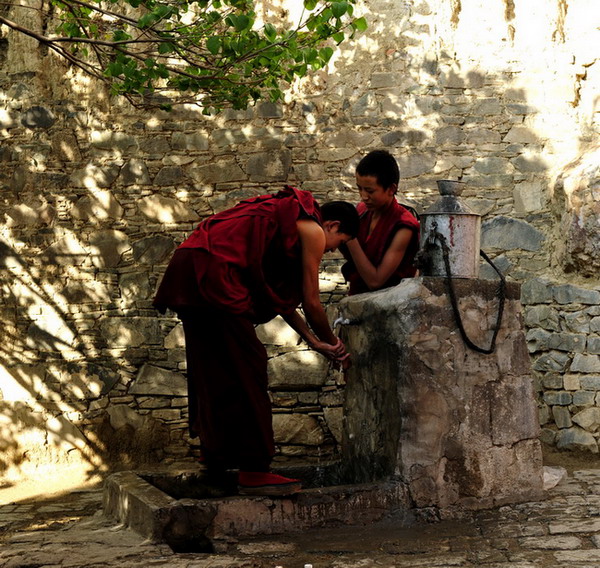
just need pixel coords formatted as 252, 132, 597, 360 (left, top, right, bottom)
0, 0, 367, 111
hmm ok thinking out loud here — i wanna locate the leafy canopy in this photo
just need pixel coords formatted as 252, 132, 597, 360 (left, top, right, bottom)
0, 0, 367, 111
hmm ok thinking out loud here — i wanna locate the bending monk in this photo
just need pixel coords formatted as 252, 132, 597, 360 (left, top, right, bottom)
154, 186, 358, 496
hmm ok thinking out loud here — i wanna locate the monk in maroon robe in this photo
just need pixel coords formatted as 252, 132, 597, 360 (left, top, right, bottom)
341, 150, 420, 295
154, 186, 358, 495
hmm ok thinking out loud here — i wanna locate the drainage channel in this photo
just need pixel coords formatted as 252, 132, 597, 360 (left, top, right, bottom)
102, 462, 411, 553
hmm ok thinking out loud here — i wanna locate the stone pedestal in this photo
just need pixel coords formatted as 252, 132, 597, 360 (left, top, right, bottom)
339, 277, 544, 510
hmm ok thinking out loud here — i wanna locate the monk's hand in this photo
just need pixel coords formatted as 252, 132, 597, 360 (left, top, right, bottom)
311, 337, 347, 361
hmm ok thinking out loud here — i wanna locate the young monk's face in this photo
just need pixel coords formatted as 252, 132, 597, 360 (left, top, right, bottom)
356, 173, 396, 211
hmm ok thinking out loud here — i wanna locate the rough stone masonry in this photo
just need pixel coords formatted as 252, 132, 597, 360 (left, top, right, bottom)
0, 0, 599, 484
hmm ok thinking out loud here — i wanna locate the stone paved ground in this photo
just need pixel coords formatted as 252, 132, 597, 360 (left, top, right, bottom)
3, 469, 600, 567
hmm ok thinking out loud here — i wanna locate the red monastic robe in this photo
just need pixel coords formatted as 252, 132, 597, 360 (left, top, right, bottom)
154, 186, 321, 323
341, 198, 420, 295
153, 187, 321, 471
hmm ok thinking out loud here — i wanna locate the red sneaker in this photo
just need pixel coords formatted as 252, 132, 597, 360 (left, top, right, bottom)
238, 471, 302, 496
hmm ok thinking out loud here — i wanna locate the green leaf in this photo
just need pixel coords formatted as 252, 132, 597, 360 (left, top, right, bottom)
234, 14, 250, 31
105, 62, 124, 77
264, 23, 276, 41
332, 31, 345, 43
113, 30, 132, 42
304, 0, 318, 10
158, 42, 174, 54
206, 36, 221, 55
331, 2, 348, 18
353, 16, 368, 31
319, 46, 334, 62
138, 13, 156, 28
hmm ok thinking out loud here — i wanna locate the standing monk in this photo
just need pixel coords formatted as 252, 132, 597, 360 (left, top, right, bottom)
341, 150, 420, 295
154, 186, 358, 496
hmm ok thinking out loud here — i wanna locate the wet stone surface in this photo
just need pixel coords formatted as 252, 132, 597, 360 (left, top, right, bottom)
2, 467, 600, 567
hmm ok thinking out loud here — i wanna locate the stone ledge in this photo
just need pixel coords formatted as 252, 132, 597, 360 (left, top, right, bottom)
102, 467, 411, 552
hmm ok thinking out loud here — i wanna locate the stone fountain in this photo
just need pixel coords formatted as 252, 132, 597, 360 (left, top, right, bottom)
103, 180, 544, 551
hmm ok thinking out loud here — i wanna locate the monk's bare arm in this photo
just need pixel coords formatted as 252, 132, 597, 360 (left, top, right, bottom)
281, 219, 346, 359
345, 228, 413, 290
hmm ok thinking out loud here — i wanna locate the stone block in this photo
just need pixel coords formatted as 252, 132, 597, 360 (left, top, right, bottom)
189, 158, 246, 184
552, 406, 572, 429
21, 105, 55, 128
381, 130, 427, 147
256, 317, 301, 347
316, 148, 357, 162
171, 132, 210, 151
323, 407, 343, 445
257, 101, 283, 118
41, 235, 89, 266
132, 235, 175, 264
554, 285, 600, 305
138, 195, 198, 223
154, 166, 187, 186
547, 332, 587, 353
100, 317, 161, 348
130, 364, 187, 396
580, 376, 600, 390
539, 404, 551, 425
572, 408, 600, 432
246, 150, 292, 182
473, 157, 511, 175
71, 164, 120, 188
396, 153, 436, 178
89, 230, 131, 268
481, 217, 544, 251
524, 305, 559, 330
591, 317, 600, 333
436, 126, 465, 145
543, 391, 572, 406
513, 180, 544, 213
561, 311, 590, 334
563, 374, 581, 391
272, 413, 325, 445
91, 130, 138, 151
52, 131, 82, 162
491, 380, 540, 445
465, 128, 501, 144
526, 328, 551, 352
119, 272, 151, 302
521, 278, 554, 304
556, 427, 599, 453
268, 350, 329, 389
140, 137, 171, 155
5, 203, 55, 227
588, 337, 600, 355
541, 374, 563, 389
71, 190, 124, 222
503, 126, 540, 144
120, 159, 151, 186
571, 355, 600, 374
511, 154, 548, 173
539, 428, 557, 445
164, 325, 185, 349
573, 391, 596, 406
532, 351, 571, 373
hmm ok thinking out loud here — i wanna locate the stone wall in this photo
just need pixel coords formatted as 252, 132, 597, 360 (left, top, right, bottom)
0, 0, 599, 483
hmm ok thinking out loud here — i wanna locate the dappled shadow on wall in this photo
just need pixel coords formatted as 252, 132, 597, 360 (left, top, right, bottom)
2, 0, 596, 483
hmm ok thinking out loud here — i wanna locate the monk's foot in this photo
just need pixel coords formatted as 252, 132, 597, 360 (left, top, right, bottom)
237, 471, 302, 496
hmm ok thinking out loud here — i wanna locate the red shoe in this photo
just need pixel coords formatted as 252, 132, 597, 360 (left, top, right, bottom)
238, 471, 302, 496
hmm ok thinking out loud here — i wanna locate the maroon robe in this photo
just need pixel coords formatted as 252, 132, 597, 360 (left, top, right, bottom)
153, 187, 321, 471
341, 198, 420, 295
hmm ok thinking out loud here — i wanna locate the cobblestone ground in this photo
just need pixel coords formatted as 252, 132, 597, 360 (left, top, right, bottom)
3, 469, 600, 567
